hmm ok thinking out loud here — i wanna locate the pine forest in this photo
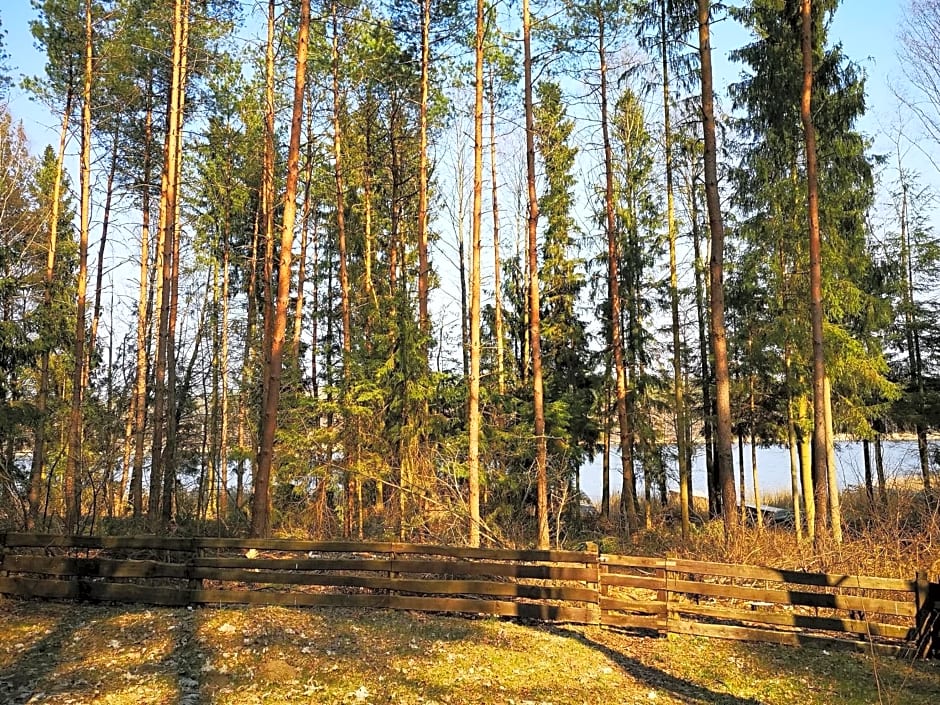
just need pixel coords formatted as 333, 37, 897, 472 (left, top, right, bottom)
2, 0, 940, 566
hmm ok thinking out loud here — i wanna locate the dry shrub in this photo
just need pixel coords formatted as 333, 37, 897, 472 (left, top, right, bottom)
610, 483, 940, 579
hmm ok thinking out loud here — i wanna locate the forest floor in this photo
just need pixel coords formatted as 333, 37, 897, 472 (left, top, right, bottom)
0, 599, 938, 705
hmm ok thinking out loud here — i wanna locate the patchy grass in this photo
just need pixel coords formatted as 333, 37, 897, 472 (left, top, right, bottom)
0, 599, 938, 704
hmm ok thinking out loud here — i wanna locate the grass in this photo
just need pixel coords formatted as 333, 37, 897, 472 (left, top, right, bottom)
1, 599, 938, 704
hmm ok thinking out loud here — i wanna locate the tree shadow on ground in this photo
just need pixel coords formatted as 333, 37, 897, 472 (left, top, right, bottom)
0, 607, 75, 705
545, 624, 765, 705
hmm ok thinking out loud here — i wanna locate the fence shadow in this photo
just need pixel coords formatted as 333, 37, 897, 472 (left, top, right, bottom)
545, 624, 765, 705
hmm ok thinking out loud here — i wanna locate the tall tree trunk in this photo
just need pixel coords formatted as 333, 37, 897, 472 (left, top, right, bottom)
900, 182, 932, 496
801, 0, 830, 545
253, 0, 311, 538
292, 171, 311, 362
599, 16, 637, 534
130, 78, 154, 518
416, 0, 431, 337
161, 3, 191, 524
65, 0, 94, 533
690, 179, 716, 518
293, 94, 316, 363
88, 131, 119, 385
458, 209, 469, 380
29, 91, 72, 528
467, 0, 485, 547
823, 376, 842, 542
218, 223, 231, 520
489, 70, 505, 396
747, 331, 762, 529
785, 352, 804, 541
798, 394, 815, 543
874, 421, 887, 502
149, 0, 188, 527
697, 0, 737, 535
602, 362, 611, 520
738, 429, 746, 523
330, 1, 354, 537
524, 0, 549, 548
261, 0, 277, 417
661, 1, 690, 540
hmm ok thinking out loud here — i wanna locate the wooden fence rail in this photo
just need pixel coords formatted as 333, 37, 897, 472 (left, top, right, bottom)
1, 533, 937, 658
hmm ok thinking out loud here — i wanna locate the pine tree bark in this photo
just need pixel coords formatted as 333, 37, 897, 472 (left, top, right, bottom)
253, 0, 311, 538
660, 1, 690, 540
28, 90, 72, 528
260, 0, 277, 414
488, 73, 506, 397
130, 78, 154, 518
599, 15, 638, 534
64, 0, 94, 534
218, 221, 231, 519
161, 2, 191, 524
697, 0, 737, 535
523, 0, 550, 548
467, 0, 485, 547
800, 0, 831, 545
784, 351, 804, 541
417, 0, 431, 336
823, 376, 842, 541
149, 0, 188, 527
690, 179, 716, 517
330, 1, 354, 537
88, 132, 119, 386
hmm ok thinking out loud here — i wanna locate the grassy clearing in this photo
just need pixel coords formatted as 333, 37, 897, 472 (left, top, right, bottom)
1, 599, 938, 705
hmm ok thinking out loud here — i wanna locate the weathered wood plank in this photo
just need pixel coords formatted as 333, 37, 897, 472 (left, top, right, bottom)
0, 576, 599, 622
601, 555, 672, 570
666, 578, 916, 616
189, 588, 600, 623
669, 602, 913, 640
667, 558, 916, 592
188, 540, 595, 564
2, 555, 597, 601
600, 613, 665, 631
195, 569, 597, 602
668, 618, 906, 656
0, 534, 594, 564
599, 597, 666, 614
1, 534, 197, 551
599, 574, 666, 590
0, 576, 189, 606
3, 555, 190, 579
191, 557, 597, 582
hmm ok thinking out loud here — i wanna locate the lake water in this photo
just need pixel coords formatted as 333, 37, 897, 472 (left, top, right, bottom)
578, 440, 931, 503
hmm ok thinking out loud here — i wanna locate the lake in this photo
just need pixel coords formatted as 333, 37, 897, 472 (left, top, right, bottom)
578, 439, 932, 503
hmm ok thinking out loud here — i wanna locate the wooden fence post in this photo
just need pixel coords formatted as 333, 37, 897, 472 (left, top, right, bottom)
591, 543, 605, 626
914, 570, 937, 659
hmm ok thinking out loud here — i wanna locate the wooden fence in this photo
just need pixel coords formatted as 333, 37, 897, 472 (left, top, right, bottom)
0, 533, 937, 658
599, 554, 938, 658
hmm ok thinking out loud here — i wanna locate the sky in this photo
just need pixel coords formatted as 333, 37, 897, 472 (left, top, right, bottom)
2, 1, 935, 232
0, 2, 928, 161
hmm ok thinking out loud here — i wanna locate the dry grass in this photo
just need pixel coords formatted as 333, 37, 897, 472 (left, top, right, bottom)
1, 598, 938, 705
594, 483, 940, 578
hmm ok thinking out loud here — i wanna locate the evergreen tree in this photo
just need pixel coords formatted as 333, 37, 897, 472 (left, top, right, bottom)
730, 0, 895, 540
533, 80, 599, 511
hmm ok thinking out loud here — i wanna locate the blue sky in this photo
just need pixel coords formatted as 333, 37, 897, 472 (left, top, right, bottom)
1, 2, 923, 161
